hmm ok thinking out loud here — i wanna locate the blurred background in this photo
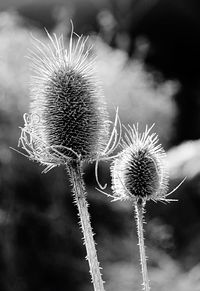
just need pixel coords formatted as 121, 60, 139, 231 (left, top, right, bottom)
0, 0, 200, 290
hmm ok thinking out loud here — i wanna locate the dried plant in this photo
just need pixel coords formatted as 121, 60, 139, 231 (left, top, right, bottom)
14, 28, 121, 291
13, 23, 184, 291
100, 124, 184, 291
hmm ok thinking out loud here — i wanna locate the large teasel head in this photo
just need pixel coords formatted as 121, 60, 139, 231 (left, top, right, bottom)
18, 29, 112, 171
110, 124, 170, 203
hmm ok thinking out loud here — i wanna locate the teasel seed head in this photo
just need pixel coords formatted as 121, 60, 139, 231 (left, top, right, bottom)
111, 124, 169, 203
18, 29, 111, 171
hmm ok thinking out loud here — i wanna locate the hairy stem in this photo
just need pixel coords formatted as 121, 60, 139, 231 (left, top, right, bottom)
134, 199, 150, 291
67, 160, 105, 291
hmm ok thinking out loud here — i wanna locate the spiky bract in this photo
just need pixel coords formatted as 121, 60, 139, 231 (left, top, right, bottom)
111, 124, 169, 202
19, 30, 110, 170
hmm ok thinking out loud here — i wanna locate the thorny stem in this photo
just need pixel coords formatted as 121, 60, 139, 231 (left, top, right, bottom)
134, 199, 150, 291
67, 160, 105, 291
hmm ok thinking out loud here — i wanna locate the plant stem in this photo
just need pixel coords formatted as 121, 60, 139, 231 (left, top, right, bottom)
67, 160, 105, 291
134, 199, 150, 291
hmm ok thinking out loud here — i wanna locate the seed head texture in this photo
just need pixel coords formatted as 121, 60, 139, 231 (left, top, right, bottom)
19, 30, 109, 168
111, 124, 169, 202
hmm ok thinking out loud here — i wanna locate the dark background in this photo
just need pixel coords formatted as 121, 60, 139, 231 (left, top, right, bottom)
0, 0, 200, 290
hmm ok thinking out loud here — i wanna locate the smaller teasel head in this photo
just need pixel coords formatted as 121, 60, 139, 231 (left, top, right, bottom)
111, 124, 169, 203
18, 28, 114, 172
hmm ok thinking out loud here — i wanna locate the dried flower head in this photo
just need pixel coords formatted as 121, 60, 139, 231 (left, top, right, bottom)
111, 124, 170, 203
17, 29, 120, 172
